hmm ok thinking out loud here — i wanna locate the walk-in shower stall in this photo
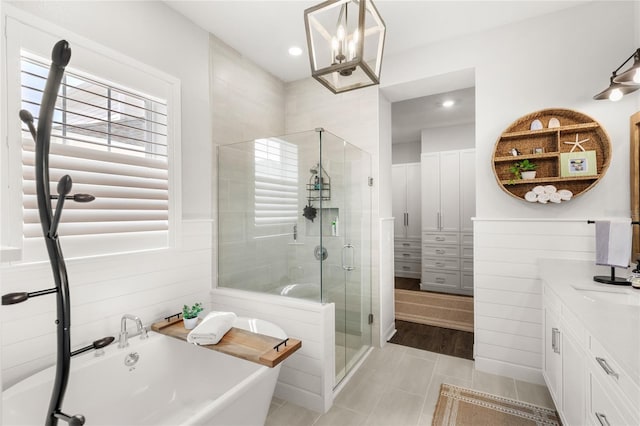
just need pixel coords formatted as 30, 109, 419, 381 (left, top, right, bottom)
217, 129, 372, 384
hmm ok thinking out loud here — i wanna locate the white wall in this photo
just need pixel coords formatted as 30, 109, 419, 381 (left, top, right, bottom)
0, 1, 213, 388
380, 1, 639, 382
421, 123, 475, 153
392, 141, 421, 164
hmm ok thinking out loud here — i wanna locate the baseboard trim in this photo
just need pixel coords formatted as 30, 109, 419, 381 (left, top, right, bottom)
474, 356, 545, 385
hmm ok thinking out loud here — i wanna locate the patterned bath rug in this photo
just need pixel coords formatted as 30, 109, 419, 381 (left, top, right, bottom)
432, 383, 560, 426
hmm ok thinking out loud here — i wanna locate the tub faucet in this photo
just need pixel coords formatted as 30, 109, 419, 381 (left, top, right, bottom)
118, 314, 147, 348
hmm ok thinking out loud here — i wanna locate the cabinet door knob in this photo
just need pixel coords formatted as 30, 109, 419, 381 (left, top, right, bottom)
402, 243, 410, 247
436, 262, 445, 267
435, 277, 445, 283
436, 236, 445, 241
402, 266, 410, 270
436, 249, 445, 254
402, 253, 410, 257
595, 357, 619, 380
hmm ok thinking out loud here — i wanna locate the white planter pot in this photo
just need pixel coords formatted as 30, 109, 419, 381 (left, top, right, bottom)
183, 317, 199, 330
521, 171, 537, 179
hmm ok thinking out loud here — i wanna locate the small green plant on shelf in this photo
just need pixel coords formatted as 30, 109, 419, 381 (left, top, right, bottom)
183, 302, 203, 319
508, 159, 537, 181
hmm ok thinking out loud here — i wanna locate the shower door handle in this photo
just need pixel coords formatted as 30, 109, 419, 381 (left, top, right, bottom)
342, 244, 355, 271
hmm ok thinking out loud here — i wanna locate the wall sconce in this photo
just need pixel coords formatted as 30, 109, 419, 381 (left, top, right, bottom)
304, 0, 386, 94
593, 48, 640, 101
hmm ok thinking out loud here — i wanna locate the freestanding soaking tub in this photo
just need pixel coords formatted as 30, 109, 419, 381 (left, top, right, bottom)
3, 317, 286, 425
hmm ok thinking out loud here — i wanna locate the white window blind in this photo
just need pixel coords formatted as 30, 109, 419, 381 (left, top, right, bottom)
254, 138, 298, 230
20, 53, 170, 260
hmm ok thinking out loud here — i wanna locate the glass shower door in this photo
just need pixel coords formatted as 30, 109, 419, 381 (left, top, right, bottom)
320, 130, 372, 385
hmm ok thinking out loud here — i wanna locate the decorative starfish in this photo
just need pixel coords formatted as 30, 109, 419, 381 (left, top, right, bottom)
563, 133, 590, 152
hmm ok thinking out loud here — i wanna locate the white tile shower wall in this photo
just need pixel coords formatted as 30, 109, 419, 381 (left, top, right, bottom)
473, 218, 601, 384
210, 288, 335, 413
0, 220, 212, 388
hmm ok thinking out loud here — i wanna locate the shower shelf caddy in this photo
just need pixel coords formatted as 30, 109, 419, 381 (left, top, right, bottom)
306, 164, 331, 202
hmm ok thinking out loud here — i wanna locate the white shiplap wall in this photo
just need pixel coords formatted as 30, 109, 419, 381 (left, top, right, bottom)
473, 218, 605, 384
0, 220, 212, 388
210, 288, 334, 413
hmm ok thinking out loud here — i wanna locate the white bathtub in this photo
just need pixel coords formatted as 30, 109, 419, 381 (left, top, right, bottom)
2, 317, 286, 426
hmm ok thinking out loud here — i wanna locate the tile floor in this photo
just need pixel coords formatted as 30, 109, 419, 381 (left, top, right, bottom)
266, 343, 556, 426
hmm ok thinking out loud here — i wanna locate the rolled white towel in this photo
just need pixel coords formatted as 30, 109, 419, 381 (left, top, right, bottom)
187, 311, 237, 345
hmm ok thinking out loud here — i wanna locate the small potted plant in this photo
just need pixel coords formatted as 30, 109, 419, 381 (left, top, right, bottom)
182, 302, 203, 329
509, 159, 538, 180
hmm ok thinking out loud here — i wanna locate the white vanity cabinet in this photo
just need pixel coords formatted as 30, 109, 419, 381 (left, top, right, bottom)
542, 284, 586, 426
541, 259, 640, 426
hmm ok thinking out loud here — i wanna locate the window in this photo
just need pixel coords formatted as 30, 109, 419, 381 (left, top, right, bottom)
18, 52, 174, 261
254, 138, 298, 233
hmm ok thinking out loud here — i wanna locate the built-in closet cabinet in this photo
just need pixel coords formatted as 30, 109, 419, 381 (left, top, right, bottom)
420, 149, 475, 295
392, 163, 421, 278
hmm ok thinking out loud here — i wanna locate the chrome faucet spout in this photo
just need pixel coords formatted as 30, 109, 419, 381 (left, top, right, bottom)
118, 314, 146, 348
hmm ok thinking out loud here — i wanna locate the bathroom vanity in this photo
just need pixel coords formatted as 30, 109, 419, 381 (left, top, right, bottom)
540, 258, 640, 426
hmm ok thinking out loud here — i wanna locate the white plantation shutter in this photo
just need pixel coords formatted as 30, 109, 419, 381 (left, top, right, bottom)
254, 138, 298, 231
20, 54, 170, 260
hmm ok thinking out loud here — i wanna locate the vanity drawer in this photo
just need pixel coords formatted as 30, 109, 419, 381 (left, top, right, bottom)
422, 232, 459, 245
589, 336, 639, 408
461, 233, 473, 245
588, 372, 638, 426
422, 244, 459, 258
461, 272, 473, 291
422, 257, 459, 271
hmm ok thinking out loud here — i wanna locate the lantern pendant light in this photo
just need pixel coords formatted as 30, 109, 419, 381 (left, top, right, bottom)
304, 0, 386, 94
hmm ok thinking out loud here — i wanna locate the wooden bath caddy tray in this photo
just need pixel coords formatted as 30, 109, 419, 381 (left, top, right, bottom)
150, 317, 301, 368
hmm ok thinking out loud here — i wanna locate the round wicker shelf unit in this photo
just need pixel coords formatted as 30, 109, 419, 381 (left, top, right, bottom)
492, 108, 611, 203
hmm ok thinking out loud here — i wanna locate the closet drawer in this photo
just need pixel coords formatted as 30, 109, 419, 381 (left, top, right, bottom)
395, 250, 422, 262
461, 233, 473, 245
395, 239, 421, 251
422, 269, 461, 288
395, 261, 421, 274
461, 258, 474, 271
422, 244, 459, 258
461, 246, 474, 258
589, 336, 639, 408
422, 232, 459, 245
461, 272, 473, 291
423, 257, 459, 271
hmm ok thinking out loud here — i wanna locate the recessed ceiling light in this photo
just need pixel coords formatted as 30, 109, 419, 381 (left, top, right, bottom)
288, 46, 303, 56
442, 99, 455, 108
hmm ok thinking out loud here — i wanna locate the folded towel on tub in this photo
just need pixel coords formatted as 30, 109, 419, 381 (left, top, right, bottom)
595, 219, 632, 268
187, 311, 237, 345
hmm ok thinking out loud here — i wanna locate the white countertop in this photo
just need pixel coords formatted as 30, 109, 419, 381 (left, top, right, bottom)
539, 258, 640, 388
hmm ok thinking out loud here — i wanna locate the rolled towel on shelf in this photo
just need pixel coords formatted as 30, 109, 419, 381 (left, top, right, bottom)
187, 311, 237, 345
595, 219, 632, 268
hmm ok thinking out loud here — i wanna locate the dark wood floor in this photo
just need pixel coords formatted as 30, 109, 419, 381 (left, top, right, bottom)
391, 277, 474, 360
389, 320, 474, 360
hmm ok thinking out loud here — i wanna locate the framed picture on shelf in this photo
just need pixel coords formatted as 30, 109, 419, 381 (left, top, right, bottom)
560, 150, 597, 177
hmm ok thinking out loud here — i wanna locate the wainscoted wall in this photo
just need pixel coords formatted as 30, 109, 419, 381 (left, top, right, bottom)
210, 288, 334, 413
473, 218, 613, 384
0, 220, 212, 387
